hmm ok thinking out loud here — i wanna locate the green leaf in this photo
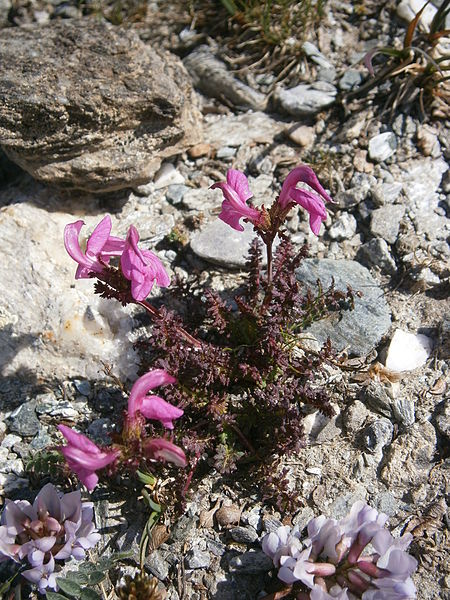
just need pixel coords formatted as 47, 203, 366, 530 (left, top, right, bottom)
55, 578, 82, 596
87, 571, 106, 585
63, 571, 90, 585
46, 593, 69, 600
78, 562, 96, 573
80, 589, 102, 600
136, 469, 157, 486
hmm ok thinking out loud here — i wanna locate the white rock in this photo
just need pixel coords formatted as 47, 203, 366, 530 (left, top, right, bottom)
0, 196, 140, 382
385, 329, 433, 372
368, 132, 397, 162
397, 0, 438, 32
153, 162, 185, 189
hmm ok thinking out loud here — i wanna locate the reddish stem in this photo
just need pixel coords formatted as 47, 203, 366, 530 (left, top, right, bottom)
137, 300, 203, 349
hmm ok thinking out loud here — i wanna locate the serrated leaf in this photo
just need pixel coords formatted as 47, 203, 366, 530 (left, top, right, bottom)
56, 578, 82, 596
87, 571, 106, 585
80, 588, 102, 600
46, 593, 69, 600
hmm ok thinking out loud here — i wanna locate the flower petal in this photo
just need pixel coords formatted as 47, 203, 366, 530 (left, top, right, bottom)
85, 215, 112, 257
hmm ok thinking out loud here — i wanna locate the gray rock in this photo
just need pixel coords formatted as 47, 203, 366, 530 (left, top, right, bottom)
328, 213, 357, 241
262, 517, 283, 534
8, 400, 40, 436
204, 111, 285, 149
356, 238, 397, 275
344, 400, 371, 435
206, 538, 226, 556
166, 184, 189, 206
0, 20, 201, 192
170, 515, 197, 543
229, 526, 259, 544
370, 205, 405, 244
216, 146, 237, 159
302, 42, 335, 71
392, 397, 415, 427
381, 182, 403, 204
337, 187, 370, 209
381, 422, 436, 488
146, 550, 170, 580
361, 380, 393, 417
368, 132, 397, 162
399, 158, 449, 241
361, 418, 394, 451
190, 220, 260, 269
228, 551, 273, 573
87, 418, 112, 444
184, 549, 211, 569
296, 259, 392, 356
274, 81, 337, 116
435, 400, 450, 439
184, 45, 266, 111
339, 69, 364, 91
374, 492, 398, 517
73, 380, 91, 397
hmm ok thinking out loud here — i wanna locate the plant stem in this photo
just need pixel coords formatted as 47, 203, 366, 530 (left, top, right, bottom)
266, 237, 273, 286
137, 300, 203, 349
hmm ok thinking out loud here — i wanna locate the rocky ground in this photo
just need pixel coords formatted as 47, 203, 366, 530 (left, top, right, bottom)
0, 0, 449, 598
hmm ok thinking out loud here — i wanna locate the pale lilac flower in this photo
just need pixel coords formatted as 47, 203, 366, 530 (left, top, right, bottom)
145, 437, 187, 468
278, 165, 333, 235
210, 169, 262, 231
261, 502, 417, 599
371, 529, 417, 580
307, 515, 343, 561
127, 369, 183, 430
310, 584, 351, 599
0, 484, 100, 593
64, 215, 125, 279
362, 577, 416, 600
262, 525, 302, 566
120, 225, 170, 301
58, 424, 120, 491
278, 545, 316, 587
343, 501, 389, 563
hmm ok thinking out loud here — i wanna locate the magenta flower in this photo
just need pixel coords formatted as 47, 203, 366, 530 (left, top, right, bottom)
127, 369, 183, 430
278, 165, 333, 235
145, 437, 187, 467
64, 215, 126, 279
58, 425, 120, 491
0, 483, 100, 593
210, 169, 262, 231
120, 225, 170, 301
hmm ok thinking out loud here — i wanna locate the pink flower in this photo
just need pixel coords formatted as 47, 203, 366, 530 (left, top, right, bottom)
278, 165, 333, 236
145, 438, 187, 468
210, 169, 261, 231
120, 225, 170, 301
127, 369, 183, 430
64, 215, 125, 279
58, 425, 120, 491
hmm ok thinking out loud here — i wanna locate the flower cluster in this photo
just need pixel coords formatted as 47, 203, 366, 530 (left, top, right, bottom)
0, 483, 100, 593
64, 215, 169, 302
211, 164, 332, 236
262, 501, 417, 599
59, 369, 186, 491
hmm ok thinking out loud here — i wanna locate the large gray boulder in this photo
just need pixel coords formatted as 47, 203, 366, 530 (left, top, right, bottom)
0, 20, 202, 192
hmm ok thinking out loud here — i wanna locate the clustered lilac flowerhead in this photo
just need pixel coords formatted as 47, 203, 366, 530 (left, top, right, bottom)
0, 483, 100, 593
64, 215, 170, 302
58, 369, 186, 491
262, 501, 417, 599
211, 164, 332, 236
